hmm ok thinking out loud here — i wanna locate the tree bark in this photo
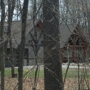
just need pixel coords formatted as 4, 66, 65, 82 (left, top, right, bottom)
0, 0, 5, 90
8, 0, 16, 78
43, 0, 63, 90
18, 0, 28, 90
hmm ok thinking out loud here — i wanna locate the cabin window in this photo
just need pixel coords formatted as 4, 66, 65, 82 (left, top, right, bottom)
28, 40, 30, 43
68, 39, 73, 45
24, 48, 29, 59
76, 38, 80, 45
64, 49, 72, 58
4, 26, 8, 34
68, 35, 80, 45
41, 41, 43, 44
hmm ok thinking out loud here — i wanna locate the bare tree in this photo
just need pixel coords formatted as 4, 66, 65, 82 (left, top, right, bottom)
18, 0, 29, 90
0, 0, 5, 90
43, 0, 63, 90
7, 0, 16, 78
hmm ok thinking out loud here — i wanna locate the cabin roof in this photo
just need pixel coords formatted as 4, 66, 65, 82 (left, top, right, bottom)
4, 20, 89, 48
60, 24, 76, 48
4, 20, 38, 48
60, 24, 89, 48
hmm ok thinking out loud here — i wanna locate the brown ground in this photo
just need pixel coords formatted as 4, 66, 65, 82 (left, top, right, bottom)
1, 78, 90, 90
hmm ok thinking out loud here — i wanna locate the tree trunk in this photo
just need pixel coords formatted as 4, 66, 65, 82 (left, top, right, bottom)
0, 0, 5, 90
43, 0, 63, 90
8, 0, 16, 78
18, 0, 28, 90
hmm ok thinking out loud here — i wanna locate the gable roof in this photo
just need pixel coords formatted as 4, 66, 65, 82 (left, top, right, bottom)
4, 20, 38, 48
60, 24, 76, 48
4, 20, 89, 49
60, 24, 90, 48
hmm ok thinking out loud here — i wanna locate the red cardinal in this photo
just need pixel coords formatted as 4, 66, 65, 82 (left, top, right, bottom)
37, 20, 43, 30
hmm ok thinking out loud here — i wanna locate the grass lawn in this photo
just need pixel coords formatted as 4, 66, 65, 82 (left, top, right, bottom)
0, 68, 90, 78
0, 67, 90, 90
0, 68, 44, 78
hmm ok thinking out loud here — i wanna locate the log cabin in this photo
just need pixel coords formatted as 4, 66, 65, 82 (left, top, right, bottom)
3, 20, 90, 67
60, 24, 90, 63
4, 20, 43, 67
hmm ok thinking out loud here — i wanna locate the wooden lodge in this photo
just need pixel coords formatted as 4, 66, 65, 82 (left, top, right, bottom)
4, 20, 90, 67
60, 24, 90, 63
